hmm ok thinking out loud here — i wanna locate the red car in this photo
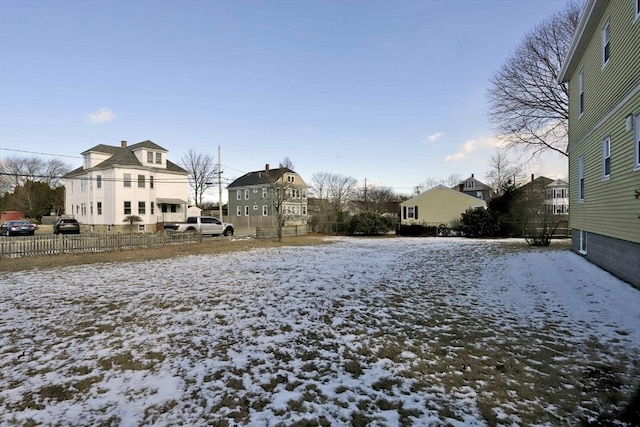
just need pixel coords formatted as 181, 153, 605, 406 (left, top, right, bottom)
1, 220, 36, 236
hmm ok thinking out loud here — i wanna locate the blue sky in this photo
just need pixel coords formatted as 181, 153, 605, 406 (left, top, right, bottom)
0, 0, 570, 198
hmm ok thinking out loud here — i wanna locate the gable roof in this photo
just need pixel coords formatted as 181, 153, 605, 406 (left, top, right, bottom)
227, 167, 296, 188
455, 175, 492, 191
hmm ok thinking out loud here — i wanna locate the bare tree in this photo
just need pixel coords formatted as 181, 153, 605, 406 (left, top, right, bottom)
488, 2, 580, 157
310, 172, 358, 233
0, 156, 71, 191
271, 158, 298, 241
415, 174, 462, 194
485, 149, 525, 195
353, 185, 400, 214
179, 149, 218, 208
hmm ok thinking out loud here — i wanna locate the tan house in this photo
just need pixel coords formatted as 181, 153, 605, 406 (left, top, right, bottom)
400, 185, 487, 227
558, 0, 640, 287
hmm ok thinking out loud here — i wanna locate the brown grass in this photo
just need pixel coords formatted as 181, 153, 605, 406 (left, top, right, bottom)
0, 235, 331, 272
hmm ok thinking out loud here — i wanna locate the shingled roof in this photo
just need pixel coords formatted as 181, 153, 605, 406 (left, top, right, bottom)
227, 167, 296, 188
65, 140, 186, 177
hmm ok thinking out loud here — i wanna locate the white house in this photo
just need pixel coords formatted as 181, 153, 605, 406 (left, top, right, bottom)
64, 140, 189, 232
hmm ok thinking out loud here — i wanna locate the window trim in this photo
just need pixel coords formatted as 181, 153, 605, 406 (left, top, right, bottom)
635, 0, 639, 23
579, 230, 587, 255
123, 173, 131, 188
236, 190, 242, 200
124, 201, 132, 215
634, 113, 640, 171
578, 68, 585, 116
602, 136, 611, 180
578, 155, 585, 202
602, 20, 611, 68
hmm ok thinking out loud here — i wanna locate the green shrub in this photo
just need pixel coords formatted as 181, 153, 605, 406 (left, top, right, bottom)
460, 208, 500, 237
348, 212, 396, 236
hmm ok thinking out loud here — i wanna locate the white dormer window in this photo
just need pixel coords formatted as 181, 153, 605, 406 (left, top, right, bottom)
83, 154, 90, 169
155, 152, 161, 164
147, 152, 153, 163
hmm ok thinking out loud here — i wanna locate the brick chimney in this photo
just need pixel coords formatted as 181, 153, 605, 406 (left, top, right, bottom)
121, 140, 127, 148
265, 163, 270, 172
531, 173, 535, 181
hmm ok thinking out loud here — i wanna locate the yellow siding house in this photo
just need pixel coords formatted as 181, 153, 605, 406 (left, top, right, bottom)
400, 185, 487, 227
559, 0, 640, 288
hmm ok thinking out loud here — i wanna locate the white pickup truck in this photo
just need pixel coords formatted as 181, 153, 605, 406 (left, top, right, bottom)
163, 216, 234, 236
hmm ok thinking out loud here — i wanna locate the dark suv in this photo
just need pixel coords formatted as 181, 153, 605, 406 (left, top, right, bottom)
53, 218, 80, 235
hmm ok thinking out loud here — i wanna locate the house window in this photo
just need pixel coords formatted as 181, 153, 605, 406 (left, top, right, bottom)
90, 202, 93, 215
138, 201, 146, 215
138, 175, 145, 188
151, 202, 155, 215
602, 137, 611, 179
245, 206, 250, 216
124, 201, 131, 215
147, 152, 153, 163
96, 175, 102, 189
602, 21, 611, 66
124, 173, 131, 188
579, 230, 587, 254
302, 205, 307, 215
636, 0, 640, 21
97, 202, 102, 215
578, 68, 585, 115
138, 224, 146, 232
578, 155, 585, 202
237, 190, 242, 200
155, 153, 161, 164
635, 113, 640, 170
407, 206, 415, 219
262, 205, 268, 216
262, 187, 268, 198
237, 206, 242, 216
244, 189, 249, 199
465, 181, 475, 189
150, 176, 154, 189
171, 204, 178, 213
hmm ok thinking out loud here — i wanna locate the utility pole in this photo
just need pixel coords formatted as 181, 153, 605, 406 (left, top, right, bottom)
218, 145, 223, 221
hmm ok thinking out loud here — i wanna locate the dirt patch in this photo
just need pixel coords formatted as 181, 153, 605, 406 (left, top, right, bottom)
0, 234, 331, 273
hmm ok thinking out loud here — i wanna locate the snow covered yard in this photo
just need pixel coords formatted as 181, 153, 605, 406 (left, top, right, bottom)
1, 237, 639, 426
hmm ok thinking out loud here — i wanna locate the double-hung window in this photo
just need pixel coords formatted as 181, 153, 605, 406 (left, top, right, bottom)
124, 201, 131, 215
138, 201, 146, 215
578, 68, 585, 115
138, 175, 145, 188
602, 137, 611, 179
123, 173, 131, 188
635, 113, 640, 170
96, 175, 102, 189
237, 190, 242, 200
578, 155, 585, 202
602, 21, 611, 67
635, 0, 640, 21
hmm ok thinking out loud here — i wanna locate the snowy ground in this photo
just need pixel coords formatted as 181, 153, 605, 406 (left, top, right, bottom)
1, 237, 639, 426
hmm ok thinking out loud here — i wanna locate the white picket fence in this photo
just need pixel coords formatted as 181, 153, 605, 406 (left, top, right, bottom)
0, 232, 201, 259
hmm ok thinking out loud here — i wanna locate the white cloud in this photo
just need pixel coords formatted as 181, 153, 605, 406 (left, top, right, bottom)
445, 139, 477, 162
87, 108, 116, 124
426, 132, 443, 143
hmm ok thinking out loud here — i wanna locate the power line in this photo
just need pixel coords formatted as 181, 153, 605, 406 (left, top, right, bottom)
0, 147, 82, 159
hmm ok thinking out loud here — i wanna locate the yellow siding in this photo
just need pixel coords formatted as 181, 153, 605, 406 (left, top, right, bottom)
567, 1, 640, 244
400, 187, 486, 226
568, 1, 640, 144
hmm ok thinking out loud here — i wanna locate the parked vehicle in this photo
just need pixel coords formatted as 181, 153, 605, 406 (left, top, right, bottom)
164, 216, 234, 236
1, 220, 36, 236
54, 218, 80, 235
